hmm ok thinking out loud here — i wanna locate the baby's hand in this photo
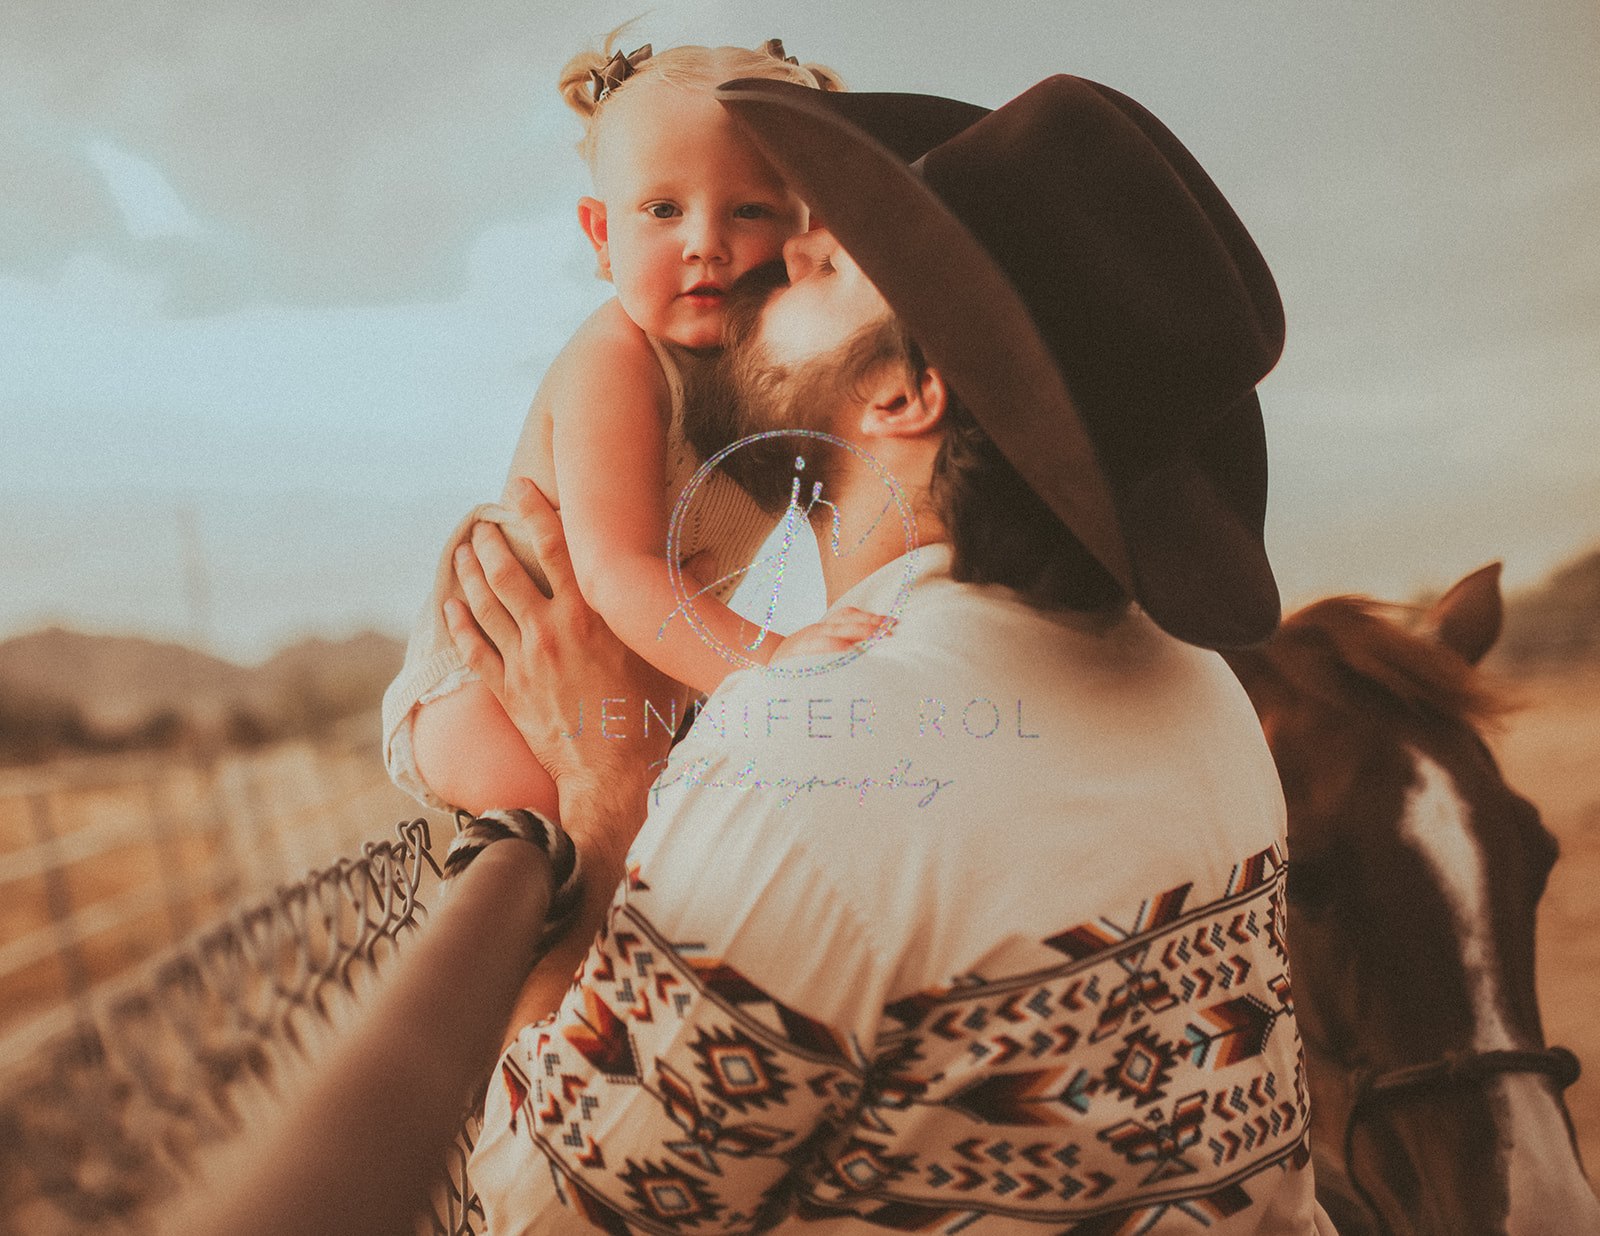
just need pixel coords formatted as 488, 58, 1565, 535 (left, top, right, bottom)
765, 607, 896, 664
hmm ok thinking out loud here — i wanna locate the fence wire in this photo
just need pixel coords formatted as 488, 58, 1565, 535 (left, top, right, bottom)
0, 816, 487, 1236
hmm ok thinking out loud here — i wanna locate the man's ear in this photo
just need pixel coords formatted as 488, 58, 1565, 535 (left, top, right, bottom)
861, 366, 948, 439
578, 197, 610, 279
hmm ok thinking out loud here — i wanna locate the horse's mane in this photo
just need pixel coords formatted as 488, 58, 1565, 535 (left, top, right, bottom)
1270, 596, 1512, 727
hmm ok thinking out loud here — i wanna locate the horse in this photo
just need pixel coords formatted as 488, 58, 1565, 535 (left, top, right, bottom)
1223, 564, 1600, 1235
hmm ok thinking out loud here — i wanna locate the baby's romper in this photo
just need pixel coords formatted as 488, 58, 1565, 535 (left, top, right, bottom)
381, 335, 776, 812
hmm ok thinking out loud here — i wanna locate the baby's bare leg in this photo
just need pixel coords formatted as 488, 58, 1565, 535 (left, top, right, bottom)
411, 681, 561, 821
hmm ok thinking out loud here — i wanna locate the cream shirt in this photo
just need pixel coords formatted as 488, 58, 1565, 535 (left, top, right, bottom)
472, 543, 1333, 1233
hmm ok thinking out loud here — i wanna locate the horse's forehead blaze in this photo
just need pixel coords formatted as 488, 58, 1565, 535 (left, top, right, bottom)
1451, 733, 1559, 886
1411, 731, 1557, 922
1394, 747, 1544, 1042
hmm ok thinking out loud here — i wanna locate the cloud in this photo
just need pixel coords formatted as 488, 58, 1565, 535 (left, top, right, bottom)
84, 139, 207, 239
0, 205, 607, 497
1, 0, 594, 310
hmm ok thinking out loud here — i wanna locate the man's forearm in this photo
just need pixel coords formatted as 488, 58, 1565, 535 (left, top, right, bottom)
497, 769, 656, 1050
558, 766, 660, 884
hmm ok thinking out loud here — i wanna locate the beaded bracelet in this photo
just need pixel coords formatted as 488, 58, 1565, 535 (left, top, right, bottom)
442, 808, 583, 953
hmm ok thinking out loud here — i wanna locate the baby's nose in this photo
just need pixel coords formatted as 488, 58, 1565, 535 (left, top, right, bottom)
682, 217, 730, 264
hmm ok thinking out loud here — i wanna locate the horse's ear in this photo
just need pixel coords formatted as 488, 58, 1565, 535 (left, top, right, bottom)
1421, 562, 1503, 665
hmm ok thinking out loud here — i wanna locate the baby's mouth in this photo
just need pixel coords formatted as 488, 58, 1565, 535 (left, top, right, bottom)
681, 283, 726, 299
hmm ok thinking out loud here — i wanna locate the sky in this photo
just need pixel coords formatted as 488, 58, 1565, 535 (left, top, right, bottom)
2, 0, 1597, 661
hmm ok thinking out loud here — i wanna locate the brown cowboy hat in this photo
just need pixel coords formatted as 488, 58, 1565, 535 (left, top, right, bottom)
717, 76, 1286, 649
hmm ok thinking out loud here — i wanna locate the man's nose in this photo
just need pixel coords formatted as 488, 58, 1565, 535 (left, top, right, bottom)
782, 228, 834, 282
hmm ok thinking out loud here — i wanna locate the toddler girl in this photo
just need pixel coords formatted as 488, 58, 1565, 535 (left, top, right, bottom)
382, 36, 882, 819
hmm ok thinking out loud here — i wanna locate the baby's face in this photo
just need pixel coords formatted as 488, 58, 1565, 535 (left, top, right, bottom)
583, 83, 807, 350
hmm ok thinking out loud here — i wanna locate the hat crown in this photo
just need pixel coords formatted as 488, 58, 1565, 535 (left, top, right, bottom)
920, 77, 1284, 453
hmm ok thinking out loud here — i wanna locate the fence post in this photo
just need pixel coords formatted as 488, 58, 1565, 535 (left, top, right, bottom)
142, 774, 195, 947
27, 792, 92, 1007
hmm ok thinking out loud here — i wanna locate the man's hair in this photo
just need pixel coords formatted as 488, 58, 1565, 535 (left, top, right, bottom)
894, 325, 1129, 613
699, 269, 1128, 612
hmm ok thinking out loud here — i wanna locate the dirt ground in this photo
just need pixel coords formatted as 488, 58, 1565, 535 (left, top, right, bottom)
1488, 669, 1600, 1173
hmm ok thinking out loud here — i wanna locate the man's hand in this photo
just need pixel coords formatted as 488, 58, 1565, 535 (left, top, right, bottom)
445, 477, 683, 869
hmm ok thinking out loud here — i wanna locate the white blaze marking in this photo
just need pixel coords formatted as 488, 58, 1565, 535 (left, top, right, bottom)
1397, 750, 1600, 1234
1396, 754, 1511, 1049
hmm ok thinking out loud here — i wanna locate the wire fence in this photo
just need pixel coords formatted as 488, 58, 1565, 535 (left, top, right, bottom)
0, 723, 485, 1234
0, 717, 418, 1046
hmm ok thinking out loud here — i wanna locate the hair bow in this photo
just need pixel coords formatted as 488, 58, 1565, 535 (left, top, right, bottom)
762, 38, 799, 66
589, 43, 653, 104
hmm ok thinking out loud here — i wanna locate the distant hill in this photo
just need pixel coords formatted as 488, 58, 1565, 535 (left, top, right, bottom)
254, 630, 410, 728
0, 626, 404, 762
0, 628, 255, 731
1499, 548, 1600, 669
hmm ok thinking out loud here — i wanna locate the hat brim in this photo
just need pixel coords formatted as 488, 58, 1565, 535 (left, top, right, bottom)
718, 79, 1279, 648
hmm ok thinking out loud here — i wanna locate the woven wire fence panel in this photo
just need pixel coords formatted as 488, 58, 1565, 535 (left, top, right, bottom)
0, 816, 487, 1236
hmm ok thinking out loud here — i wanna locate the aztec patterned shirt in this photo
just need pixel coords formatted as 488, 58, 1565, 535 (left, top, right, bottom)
471, 545, 1332, 1234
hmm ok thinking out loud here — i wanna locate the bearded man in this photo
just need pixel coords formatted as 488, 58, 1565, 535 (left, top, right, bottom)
448, 76, 1336, 1234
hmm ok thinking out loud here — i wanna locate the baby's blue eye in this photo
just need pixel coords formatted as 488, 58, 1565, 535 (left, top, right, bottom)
734, 204, 773, 220
646, 203, 681, 219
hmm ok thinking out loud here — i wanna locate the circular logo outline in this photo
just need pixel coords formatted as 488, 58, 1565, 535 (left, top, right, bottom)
666, 429, 919, 679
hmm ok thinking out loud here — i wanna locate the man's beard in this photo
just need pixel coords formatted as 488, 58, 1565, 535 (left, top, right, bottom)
680, 261, 798, 512
681, 261, 900, 513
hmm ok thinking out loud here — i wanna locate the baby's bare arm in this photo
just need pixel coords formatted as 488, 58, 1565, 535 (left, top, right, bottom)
768, 607, 896, 664
545, 312, 792, 693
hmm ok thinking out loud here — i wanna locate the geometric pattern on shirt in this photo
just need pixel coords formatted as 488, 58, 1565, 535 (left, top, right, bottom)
499, 904, 866, 1233
793, 841, 1311, 1232
498, 841, 1309, 1234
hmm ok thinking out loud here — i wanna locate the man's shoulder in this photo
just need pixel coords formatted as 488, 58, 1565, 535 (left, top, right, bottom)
746, 569, 1249, 736
667, 559, 1268, 821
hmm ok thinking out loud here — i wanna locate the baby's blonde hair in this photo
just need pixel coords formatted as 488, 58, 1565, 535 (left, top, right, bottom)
559, 28, 845, 168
